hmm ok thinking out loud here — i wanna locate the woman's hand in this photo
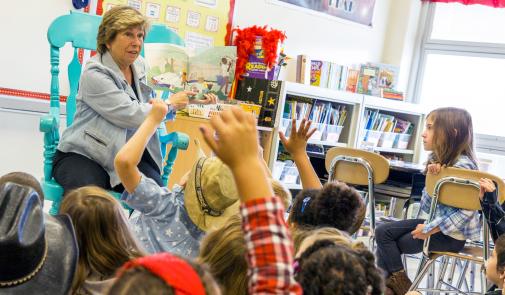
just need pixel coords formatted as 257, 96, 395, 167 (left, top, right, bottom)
279, 118, 316, 158
479, 178, 496, 200
190, 93, 218, 105
167, 91, 196, 110
148, 99, 168, 123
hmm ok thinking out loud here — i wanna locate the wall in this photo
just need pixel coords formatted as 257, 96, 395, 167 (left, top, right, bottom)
0, 0, 75, 97
233, 0, 392, 82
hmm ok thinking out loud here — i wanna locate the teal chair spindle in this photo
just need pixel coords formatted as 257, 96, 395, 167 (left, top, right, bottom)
41, 11, 188, 215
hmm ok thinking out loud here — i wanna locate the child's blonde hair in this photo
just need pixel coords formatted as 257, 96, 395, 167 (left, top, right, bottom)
295, 226, 365, 257
271, 178, 292, 209
198, 215, 247, 295
60, 186, 145, 294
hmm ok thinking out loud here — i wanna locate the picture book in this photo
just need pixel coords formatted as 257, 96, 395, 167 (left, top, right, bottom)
310, 60, 323, 86
346, 68, 360, 93
357, 64, 379, 95
144, 43, 237, 100
370, 62, 399, 90
242, 36, 276, 80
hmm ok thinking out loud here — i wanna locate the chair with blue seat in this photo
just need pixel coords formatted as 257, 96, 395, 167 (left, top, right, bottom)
40, 11, 189, 215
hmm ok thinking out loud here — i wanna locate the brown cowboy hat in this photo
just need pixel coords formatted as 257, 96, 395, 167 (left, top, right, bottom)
0, 182, 78, 294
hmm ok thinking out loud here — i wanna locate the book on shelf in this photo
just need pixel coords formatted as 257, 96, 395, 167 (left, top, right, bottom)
373, 63, 399, 90
310, 60, 323, 87
144, 43, 237, 100
380, 88, 404, 101
357, 64, 379, 96
363, 110, 414, 135
284, 97, 314, 120
235, 77, 283, 127
345, 68, 360, 93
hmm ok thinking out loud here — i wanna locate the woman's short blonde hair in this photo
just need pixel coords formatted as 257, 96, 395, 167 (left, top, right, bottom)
96, 5, 150, 54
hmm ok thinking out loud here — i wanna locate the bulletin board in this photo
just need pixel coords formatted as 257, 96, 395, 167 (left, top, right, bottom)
102, 0, 236, 48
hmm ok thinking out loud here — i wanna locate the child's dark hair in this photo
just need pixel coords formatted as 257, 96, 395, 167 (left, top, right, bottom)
0, 171, 44, 202
288, 182, 365, 235
288, 189, 318, 226
496, 234, 505, 273
107, 257, 218, 295
296, 239, 384, 295
314, 182, 365, 234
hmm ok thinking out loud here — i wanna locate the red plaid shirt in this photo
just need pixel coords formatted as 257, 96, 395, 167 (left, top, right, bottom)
241, 196, 302, 295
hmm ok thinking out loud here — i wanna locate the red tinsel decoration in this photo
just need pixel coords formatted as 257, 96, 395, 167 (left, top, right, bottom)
231, 26, 287, 81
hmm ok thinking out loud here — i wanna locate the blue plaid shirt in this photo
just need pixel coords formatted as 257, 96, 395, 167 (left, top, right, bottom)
420, 155, 481, 241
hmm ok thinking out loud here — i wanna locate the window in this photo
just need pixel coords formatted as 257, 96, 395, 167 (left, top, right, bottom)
411, 2, 505, 174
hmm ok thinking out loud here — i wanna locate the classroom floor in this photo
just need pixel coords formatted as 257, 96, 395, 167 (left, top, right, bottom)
357, 236, 487, 294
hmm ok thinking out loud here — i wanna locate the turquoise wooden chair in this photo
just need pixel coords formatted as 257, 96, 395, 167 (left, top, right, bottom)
40, 11, 189, 215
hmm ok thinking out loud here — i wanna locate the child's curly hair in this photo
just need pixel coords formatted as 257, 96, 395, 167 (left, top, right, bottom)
314, 182, 365, 234
288, 182, 365, 235
296, 240, 384, 295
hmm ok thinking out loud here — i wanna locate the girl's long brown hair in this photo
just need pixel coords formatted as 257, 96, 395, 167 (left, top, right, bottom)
60, 186, 145, 294
426, 107, 478, 168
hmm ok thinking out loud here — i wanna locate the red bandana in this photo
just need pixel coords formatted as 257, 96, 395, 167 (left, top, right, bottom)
118, 253, 206, 295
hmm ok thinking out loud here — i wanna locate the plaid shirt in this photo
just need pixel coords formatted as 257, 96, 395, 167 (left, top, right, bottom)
420, 155, 481, 241
241, 197, 302, 295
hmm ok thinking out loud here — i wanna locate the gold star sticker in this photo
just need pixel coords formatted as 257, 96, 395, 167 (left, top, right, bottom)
268, 97, 276, 106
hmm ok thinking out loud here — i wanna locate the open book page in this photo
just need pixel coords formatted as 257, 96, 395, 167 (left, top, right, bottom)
144, 43, 236, 100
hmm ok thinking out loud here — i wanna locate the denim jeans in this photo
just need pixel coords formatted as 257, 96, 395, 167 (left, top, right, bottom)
375, 218, 466, 276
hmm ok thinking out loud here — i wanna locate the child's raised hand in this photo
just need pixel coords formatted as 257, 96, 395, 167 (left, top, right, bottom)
279, 118, 316, 158
427, 163, 442, 175
148, 99, 168, 123
479, 178, 496, 200
200, 107, 259, 170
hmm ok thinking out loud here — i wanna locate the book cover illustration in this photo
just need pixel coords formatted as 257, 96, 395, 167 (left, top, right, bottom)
242, 36, 276, 80
357, 64, 379, 95
310, 60, 323, 86
144, 43, 237, 100
345, 68, 359, 93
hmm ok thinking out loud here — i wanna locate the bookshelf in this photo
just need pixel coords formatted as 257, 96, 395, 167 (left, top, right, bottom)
358, 95, 426, 163
269, 82, 426, 189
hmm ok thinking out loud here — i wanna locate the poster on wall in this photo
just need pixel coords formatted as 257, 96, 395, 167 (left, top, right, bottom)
269, 0, 376, 26
102, 0, 235, 48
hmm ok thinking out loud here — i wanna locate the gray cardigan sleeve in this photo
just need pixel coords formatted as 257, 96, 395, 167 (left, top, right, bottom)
79, 68, 151, 129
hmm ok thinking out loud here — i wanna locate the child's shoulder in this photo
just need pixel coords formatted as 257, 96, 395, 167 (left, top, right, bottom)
453, 154, 478, 170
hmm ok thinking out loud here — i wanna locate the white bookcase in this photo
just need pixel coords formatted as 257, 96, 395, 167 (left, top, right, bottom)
270, 82, 426, 189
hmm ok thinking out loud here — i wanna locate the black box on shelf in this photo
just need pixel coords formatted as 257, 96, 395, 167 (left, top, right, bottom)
234, 77, 283, 127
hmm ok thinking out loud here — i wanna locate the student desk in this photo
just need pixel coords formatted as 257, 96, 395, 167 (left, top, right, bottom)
164, 115, 274, 188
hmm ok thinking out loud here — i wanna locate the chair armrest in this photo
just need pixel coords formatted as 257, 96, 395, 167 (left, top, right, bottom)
39, 113, 59, 133
160, 132, 189, 150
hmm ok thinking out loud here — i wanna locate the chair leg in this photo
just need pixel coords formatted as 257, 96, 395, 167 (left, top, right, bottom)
435, 256, 450, 291
410, 255, 433, 291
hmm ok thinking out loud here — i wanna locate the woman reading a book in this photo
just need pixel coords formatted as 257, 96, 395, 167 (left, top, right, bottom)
52, 6, 216, 195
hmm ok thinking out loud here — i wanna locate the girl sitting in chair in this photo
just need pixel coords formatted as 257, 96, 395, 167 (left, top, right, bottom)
375, 107, 480, 295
